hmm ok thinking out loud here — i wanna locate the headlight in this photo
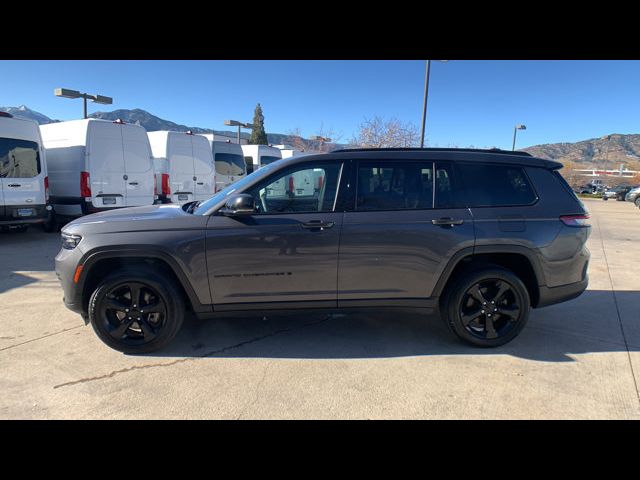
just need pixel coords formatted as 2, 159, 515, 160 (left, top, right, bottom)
61, 232, 82, 250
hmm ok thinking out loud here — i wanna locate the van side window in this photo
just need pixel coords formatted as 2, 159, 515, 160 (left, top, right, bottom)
247, 163, 342, 214
0, 138, 41, 178
356, 162, 433, 211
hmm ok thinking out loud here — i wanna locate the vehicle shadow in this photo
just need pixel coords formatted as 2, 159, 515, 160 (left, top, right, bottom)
0, 229, 60, 294
152, 289, 640, 363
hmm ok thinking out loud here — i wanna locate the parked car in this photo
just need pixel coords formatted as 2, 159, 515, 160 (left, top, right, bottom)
40, 119, 155, 225
608, 184, 636, 201
55, 147, 591, 353
200, 137, 246, 192
625, 186, 640, 206
0, 111, 53, 232
148, 131, 215, 205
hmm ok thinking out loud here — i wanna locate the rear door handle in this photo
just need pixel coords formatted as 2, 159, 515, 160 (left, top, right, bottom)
7, 184, 21, 187
302, 220, 335, 230
128, 182, 139, 186
432, 217, 464, 226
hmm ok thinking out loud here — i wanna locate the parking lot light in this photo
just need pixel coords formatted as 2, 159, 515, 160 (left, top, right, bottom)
54, 88, 113, 119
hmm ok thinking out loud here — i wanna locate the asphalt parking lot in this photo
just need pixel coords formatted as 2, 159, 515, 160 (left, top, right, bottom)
1, 197, 639, 419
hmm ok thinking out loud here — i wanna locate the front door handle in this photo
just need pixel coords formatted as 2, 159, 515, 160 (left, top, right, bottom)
432, 217, 464, 226
302, 220, 335, 230
128, 182, 139, 186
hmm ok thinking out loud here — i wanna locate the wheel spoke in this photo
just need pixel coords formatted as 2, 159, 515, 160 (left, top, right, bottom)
461, 308, 483, 326
492, 281, 511, 304
129, 284, 142, 308
499, 305, 520, 320
468, 284, 486, 305
110, 317, 134, 339
142, 300, 164, 314
138, 318, 158, 340
485, 316, 498, 339
104, 297, 129, 312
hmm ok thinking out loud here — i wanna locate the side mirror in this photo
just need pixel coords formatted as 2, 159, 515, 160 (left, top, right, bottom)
219, 194, 256, 216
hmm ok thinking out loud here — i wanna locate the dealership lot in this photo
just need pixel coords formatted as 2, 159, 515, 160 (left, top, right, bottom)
1, 198, 639, 419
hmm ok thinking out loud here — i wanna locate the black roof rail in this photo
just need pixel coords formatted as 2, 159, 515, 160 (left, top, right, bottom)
330, 147, 533, 157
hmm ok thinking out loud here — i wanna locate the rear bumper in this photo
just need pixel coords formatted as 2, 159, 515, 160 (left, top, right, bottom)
536, 276, 588, 308
0, 204, 51, 225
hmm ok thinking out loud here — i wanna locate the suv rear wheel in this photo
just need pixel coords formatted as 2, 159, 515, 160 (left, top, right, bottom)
442, 266, 530, 347
88, 267, 185, 354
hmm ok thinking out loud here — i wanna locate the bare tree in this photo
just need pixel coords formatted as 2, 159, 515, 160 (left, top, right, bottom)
313, 122, 343, 152
284, 127, 309, 151
349, 116, 420, 148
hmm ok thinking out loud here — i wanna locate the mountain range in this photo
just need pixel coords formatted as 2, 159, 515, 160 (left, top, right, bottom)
2, 105, 639, 168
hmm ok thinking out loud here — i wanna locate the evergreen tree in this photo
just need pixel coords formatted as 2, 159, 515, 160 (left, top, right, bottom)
249, 103, 268, 144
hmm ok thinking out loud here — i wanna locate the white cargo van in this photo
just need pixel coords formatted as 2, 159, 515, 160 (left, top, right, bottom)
200, 136, 246, 191
0, 112, 52, 231
148, 130, 215, 205
40, 119, 155, 220
241, 145, 282, 174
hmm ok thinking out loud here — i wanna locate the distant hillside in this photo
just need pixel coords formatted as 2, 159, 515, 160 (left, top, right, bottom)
522, 134, 640, 168
0, 105, 60, 124
0, 105, 303, 145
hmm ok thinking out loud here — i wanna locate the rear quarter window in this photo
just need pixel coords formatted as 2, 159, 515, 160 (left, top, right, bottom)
457, 163, 537, 207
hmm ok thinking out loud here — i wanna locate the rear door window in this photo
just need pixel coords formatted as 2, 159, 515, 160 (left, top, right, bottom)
457, 163, 537, 207
0, 138, 41, 178
215, 152, 246, 176
356, 161, 434, 211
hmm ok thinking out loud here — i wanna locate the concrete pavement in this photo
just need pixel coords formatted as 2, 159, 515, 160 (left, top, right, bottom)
1, 198, 639, 419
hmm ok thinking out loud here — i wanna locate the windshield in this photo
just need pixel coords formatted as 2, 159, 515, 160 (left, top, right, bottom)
193, 162, 279, 215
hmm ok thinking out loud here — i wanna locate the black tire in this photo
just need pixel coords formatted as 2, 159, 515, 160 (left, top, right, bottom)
635, 197, 640, 208
442, 266, 530, 347
88, 267, 185, 354
41, 211, 57, 232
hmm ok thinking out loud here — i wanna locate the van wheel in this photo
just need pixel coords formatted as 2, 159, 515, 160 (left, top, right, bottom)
42, 212, 57, 232
88, 268, 185, 354
442, 266, 530, 347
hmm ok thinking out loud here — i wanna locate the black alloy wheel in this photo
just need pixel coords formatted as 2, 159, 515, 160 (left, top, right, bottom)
100, 282, 167, 346
443, 266, 530, 347
88, 268, 185, 354
459, 279, 521, 340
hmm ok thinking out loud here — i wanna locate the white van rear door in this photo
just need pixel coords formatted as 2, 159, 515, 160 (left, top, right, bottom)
122, 126, 154, 207
0, 138, 46, 213
89, 121, 126, 208
192, 136, 214, 201
169, 134, 195, 205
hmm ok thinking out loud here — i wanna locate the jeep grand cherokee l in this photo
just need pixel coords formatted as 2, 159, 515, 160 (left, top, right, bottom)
55, 148, 591, 353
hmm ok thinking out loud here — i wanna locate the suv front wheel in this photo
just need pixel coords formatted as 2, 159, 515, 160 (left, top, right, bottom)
88, 268, 185, 354
442, 266, 530, 347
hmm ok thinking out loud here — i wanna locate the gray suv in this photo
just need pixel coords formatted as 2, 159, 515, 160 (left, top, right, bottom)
55, 148, 591, 353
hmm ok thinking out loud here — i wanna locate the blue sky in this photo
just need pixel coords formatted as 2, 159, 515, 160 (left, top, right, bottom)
1, 60, 638, 149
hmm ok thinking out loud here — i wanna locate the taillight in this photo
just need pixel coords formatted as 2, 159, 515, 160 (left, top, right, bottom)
161, 174, 170, 195
80, 171, 91, 198
289, 176, 294, 193
560, 214, 590, 227
44, 176, 50, 202
154, 174, 158, 195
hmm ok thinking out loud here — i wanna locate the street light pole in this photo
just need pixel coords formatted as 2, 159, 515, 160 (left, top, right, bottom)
603, 135, 612, 177
419, 60, 448, 148
512, 124, 527, 151
54, 88, 113, 119
224, 120, 254, 144
419, 60, 431, 148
